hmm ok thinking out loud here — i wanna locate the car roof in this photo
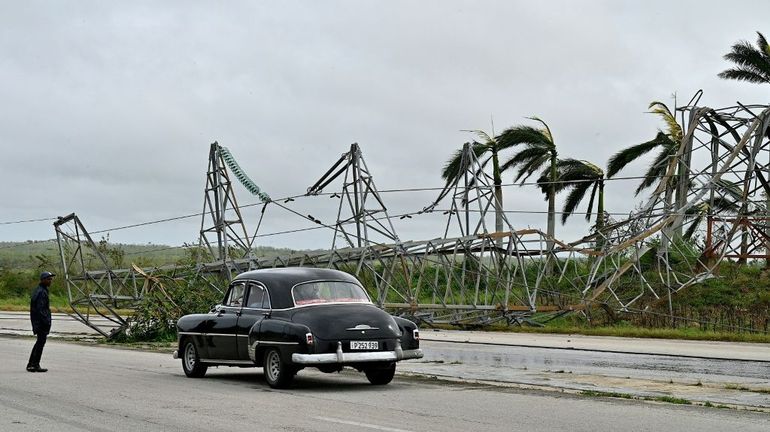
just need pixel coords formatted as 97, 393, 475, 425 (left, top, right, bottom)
233, 267, 361, 309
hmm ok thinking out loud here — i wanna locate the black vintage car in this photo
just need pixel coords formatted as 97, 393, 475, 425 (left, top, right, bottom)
173, 267, 423, 388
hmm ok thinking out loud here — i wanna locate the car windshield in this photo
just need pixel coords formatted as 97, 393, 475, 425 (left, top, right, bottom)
292, 281, 371, 306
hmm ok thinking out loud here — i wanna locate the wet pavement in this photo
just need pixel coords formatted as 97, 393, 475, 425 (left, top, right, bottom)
399, 335, 770, 408
2, 311, 769, 408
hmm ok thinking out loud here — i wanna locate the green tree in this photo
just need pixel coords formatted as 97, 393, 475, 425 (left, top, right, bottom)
496, 117, 559, 245
718, 32, 770, 84
547, 159, 606, 230
718, 31, 770, 267
607, 102, 682, 195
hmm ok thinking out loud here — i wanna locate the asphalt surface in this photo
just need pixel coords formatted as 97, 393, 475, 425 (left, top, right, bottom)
412, 340, 770, 407
421, 329, 770, 362
0, 337, 768, 432
1, 311, 769, 408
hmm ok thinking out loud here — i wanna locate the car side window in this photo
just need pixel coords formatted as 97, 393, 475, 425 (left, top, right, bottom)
225, 283, 246, 307
246, 283, 270, 309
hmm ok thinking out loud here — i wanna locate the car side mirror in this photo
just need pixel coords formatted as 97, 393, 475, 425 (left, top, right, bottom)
210, 304, 221, 313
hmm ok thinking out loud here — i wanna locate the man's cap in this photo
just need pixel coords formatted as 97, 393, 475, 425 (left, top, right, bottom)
40, 271, 56, 280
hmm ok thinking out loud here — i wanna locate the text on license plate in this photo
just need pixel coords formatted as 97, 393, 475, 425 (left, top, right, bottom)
350, 341, 379, 350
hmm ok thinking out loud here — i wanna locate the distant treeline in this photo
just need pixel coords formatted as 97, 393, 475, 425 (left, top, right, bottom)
0, 240, 314, 271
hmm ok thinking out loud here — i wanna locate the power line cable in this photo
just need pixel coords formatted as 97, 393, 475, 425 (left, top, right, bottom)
0, 217, 58, 226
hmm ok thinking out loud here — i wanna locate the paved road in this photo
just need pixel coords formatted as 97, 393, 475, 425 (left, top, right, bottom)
0, 312, 117, 338
411, 340, 770, 407
421, 329, 770, 362
2, 311, 769, 408
0, 337, 767, 432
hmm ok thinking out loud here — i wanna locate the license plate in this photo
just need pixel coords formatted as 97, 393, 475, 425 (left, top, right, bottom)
350, 341, 378, 350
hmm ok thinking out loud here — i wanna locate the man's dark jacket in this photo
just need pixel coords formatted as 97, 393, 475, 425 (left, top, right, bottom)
30, 284, 51, 335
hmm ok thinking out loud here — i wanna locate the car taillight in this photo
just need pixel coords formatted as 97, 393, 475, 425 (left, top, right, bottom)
305, 332, 314, 345
413, 329, 420, 340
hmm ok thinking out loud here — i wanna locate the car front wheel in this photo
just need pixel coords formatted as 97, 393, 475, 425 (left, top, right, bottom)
263, 348, 295, 389
365, 362, 396, 385
181, 339, 208, 378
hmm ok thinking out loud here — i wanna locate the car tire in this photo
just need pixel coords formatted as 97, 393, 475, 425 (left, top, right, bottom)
263, 348, 295, 389
181, 339, 208, 378
365, 362, 396, 385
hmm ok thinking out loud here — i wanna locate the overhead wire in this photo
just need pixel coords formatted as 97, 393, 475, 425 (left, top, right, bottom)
0, 217, 58, 225
3, 158, 768, 260
1, 168, 766, 234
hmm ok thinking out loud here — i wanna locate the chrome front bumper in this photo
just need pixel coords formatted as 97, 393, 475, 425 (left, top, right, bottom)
292, 342, 423, 365
172, 350, 179, 359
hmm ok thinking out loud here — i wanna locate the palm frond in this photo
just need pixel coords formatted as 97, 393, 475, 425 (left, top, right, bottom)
606, 132, 671, 178
552, 159, 604, 223
514, 153, 550, 183
648, 101, 683, 142
559, 158, 603, 176
525, 116, 554, 144
441, 148, 465, 180
535, 166, 554, 198
719, 39, 770, 83
634, 147, 671, 195
585, 181, 600, 221
551, 159, 601, 193
718, 68, 770, 84
441, 142, 489, 181
536, 170, 549, 195
683, 214, 703, 240
499, 146, 548, 172
759, 31, 770, 57
496, 125, 553, 151
723, 41, 770, 68
461, 129, 495, 145
561, 180, 593, 223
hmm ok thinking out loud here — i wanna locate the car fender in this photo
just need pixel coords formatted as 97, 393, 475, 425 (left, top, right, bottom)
393, 316, 420, 350
249, 319, 312, 364
176, 313, 213, 359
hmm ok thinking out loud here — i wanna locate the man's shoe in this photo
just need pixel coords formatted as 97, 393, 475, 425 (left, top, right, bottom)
26, 366, 36, 372
27, 366, 47, 373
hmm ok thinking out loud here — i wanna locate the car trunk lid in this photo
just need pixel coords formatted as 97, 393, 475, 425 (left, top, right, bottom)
289, 303, 400, 340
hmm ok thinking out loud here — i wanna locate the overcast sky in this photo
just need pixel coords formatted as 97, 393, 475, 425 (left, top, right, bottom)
1, 0, 769, 251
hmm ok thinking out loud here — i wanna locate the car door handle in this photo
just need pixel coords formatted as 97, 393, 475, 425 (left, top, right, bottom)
235, 311, 242, 317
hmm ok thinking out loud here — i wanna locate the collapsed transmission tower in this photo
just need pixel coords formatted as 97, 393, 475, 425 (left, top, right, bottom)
198, 141, 270, 278
54, 213, 134, 337
306, 143, 400, 249
574, 98, 770, 312
54, 99, 770, 335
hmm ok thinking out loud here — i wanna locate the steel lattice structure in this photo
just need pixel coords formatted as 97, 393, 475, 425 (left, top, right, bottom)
55, 100, 770, 336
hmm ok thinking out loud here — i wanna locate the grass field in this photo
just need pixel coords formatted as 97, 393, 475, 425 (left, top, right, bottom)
2, 240, 768, 342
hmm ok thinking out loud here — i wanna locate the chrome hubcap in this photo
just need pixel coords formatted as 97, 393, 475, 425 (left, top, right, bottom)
267, 352, 280, 381
184, 343, 196, 371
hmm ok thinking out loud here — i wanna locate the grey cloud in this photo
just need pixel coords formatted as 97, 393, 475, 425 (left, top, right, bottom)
1, 0, 769, 248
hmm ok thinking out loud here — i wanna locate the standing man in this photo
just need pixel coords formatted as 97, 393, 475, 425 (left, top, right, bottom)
27, 271, 54, 372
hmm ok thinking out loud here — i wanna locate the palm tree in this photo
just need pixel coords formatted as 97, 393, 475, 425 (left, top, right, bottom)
719, 31, 770, 266
441, 131, 507, 238
607, 101, 682, 195
546, 159, 606, 230
496, 117, 559, 247
718, 32, 770, 84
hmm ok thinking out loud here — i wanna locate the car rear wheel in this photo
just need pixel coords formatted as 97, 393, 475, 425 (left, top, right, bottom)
365, 362, 395, 385
263, 348, 295, 389
182, 339, 208, 378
